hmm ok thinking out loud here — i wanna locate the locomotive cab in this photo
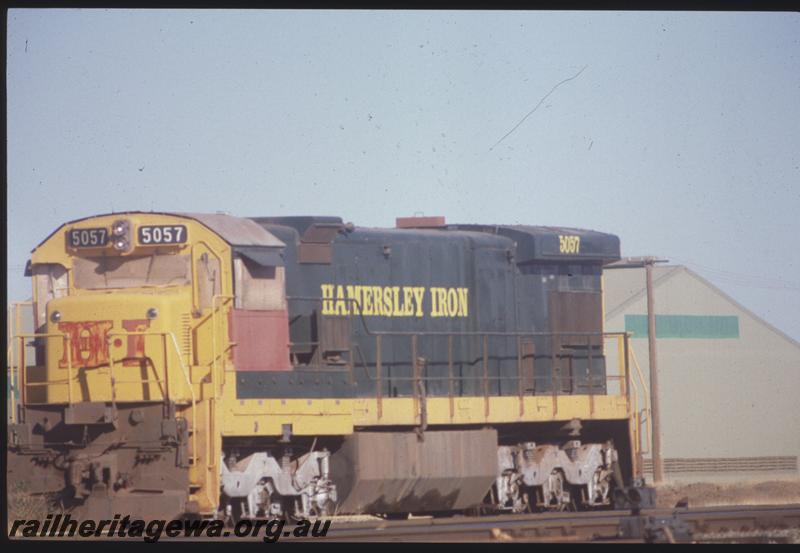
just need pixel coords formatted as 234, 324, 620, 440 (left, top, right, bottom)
9, 212, 290, 518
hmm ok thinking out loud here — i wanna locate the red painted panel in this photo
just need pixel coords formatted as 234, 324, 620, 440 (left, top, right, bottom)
228, 309, 291, 371
58, 320, 113, 368
122, 319, 150, 367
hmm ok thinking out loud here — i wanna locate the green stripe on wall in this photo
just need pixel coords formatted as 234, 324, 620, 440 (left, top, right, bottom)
625, 314, 740, 339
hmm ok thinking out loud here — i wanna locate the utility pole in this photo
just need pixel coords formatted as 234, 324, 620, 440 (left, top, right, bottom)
644, 259, 664, 484
606, 256, 668, 485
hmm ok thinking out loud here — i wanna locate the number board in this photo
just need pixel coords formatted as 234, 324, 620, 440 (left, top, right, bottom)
558, 235, 581, 254
67, 228, 109, 248
138, 225, 188, 245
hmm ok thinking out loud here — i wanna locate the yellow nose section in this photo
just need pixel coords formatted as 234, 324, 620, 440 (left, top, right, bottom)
41, 289, 192, 404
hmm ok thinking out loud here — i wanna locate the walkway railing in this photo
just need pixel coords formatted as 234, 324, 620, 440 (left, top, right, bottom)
7, 303, 199, 464
285, 296, 651, 426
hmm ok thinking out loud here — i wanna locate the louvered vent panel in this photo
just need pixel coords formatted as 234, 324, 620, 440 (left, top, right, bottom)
643, 456, 798, 474
181, 313, 192, 361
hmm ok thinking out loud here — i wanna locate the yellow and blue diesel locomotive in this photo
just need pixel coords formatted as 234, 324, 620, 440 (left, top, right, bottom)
8, 212, 647, 520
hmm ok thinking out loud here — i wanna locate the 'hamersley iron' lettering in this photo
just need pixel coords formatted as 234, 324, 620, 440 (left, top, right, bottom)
320, 284, 468, 318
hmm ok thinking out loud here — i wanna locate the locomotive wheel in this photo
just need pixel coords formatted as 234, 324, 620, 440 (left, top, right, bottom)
310, 499, 336, 518
229, 498, 246, 525
521, 491, 533, 514
548, 470, 571, 511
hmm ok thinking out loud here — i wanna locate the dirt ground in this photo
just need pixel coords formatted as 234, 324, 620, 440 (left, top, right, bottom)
655, 479, 800, 509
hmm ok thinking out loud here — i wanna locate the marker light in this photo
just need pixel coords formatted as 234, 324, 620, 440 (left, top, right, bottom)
51, 310, 62, 323
146, 307, 159, 320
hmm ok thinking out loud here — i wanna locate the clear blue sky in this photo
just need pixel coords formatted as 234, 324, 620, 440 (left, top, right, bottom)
7, 9, 800, 340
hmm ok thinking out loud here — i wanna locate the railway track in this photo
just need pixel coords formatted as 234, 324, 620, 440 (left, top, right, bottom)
286, 504, 800, 543
10, 504, 799, 543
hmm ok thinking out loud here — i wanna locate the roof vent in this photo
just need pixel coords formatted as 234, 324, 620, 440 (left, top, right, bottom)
396, 216, 446, 229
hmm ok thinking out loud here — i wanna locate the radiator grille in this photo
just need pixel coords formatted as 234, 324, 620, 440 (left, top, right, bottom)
643, 456, 798, 474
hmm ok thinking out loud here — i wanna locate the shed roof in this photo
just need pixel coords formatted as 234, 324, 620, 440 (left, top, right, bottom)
604, 264, 800, 350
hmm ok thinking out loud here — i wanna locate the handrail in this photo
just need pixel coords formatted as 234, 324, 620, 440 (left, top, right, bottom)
107, 331, 169, 401
629, 343, 651, 413
206, 344, 236, 375
629, 373, 641, 474
8, 304, 16, 423
190, 292, 233, 334
210, 294, 235, 398
366, 329, 631, 423
166, 286, 232, 473
190, 240, 225, 317
14, 332, 73, 406
288, 294, 633, 421
186, 290, 234, 466
628, 344, 652, 455
182, 290, 234, 477
348, 373, 627, 383
14, 326, 198, 465
207, 294, 234, 474
8, 302, 34, 423
111, 330, 198, 464
352, 343, 619, 382
9, 297, 211, 496
165, 331, 198, 466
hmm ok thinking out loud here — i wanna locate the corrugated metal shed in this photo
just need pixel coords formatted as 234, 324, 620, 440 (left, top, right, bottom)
604, 265, 800, 484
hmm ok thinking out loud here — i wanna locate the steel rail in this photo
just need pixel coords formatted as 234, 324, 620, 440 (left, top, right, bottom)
279, 504, 800, 543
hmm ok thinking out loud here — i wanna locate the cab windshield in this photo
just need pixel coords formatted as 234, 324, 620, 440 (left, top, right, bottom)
73, 254, 191, 290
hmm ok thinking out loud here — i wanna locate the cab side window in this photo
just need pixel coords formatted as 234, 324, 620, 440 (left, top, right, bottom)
196, 252, 221, 311
233, 257, 285, 310
32, 263, 69, 330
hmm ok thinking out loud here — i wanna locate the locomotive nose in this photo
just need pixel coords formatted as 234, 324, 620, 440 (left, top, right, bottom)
42, 292, 190, 404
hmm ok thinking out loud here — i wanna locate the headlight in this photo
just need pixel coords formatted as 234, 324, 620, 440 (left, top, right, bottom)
111, 219, 132, 252
50, 310, 62, 323
146, 307, 159, 319
111, 219, 130, 237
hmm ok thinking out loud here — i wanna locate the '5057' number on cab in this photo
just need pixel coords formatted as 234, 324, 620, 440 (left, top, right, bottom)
558, 235, 581, 254
138, 225, 187, 245
67, 228, 108, 248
